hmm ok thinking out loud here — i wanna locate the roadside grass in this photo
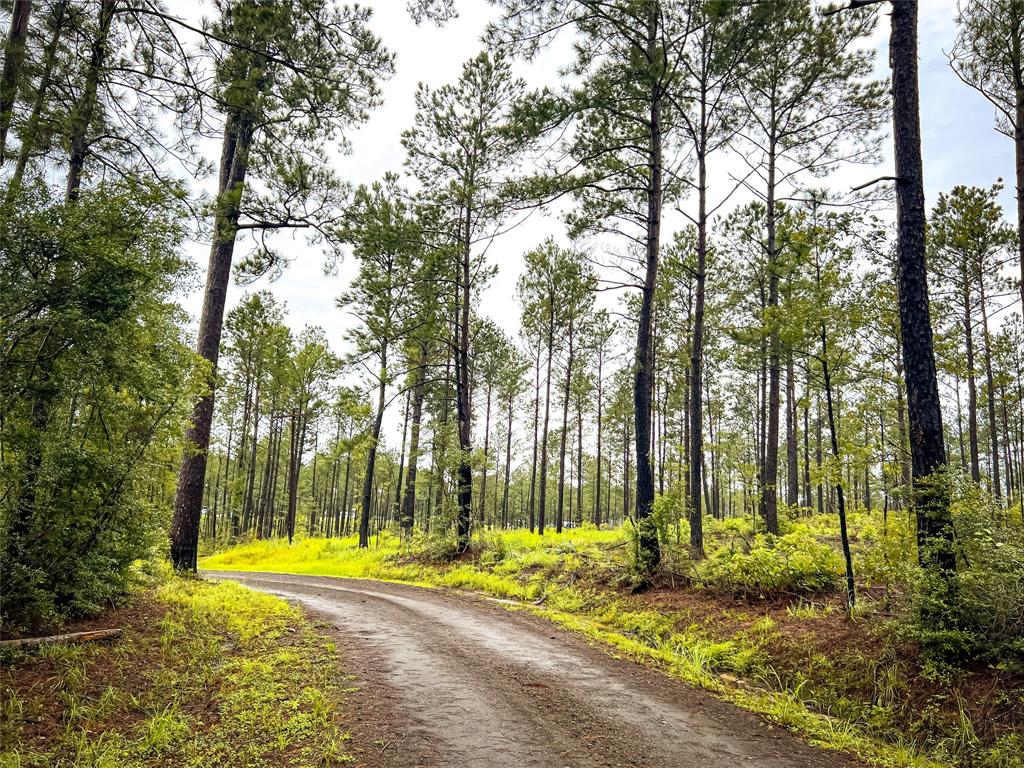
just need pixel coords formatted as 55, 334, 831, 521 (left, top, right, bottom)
201, 517, 1023, 768
0, 572, 353, 768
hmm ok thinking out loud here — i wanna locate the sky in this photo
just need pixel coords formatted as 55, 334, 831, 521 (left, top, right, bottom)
172, 0, 1016, 435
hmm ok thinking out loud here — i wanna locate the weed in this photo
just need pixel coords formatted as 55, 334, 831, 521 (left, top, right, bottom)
0, 577, 354, 768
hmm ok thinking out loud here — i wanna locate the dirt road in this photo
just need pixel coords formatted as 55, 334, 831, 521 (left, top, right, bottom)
205, 571, 861, 768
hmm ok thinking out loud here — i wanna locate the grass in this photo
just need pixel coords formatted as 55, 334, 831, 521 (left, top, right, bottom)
200, 517, 1023, 768
0, 571, 354, 768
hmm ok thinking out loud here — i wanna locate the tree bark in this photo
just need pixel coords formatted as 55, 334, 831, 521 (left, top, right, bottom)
0, 0, 32, 162
890, 0, 956, 579
65, 0, 116, 202
556, 325, 575, 534
802, 365, 813, 509
978, 279, 1002, 499
528, 343, 540, 532
502, 391, 514, 528
7, 1, 66, 200
689, 131, 707, 557
786, 350, 799, 506
394, 391, 410, 524
1016, 84, 1024, 311
454, 209, 473, 551
759, 139, 781, 536
360, 360, 388, 548
285, 409, 304, 544
539, 314, 555, 534
632, 5, 663, 571
962, 284, 981, 483
576, 386, 584, 524
170, 114, 253, 570
401, 345, 428, 534
821, 324, 856, 612
480, 380, 492, 525
594, 346, 604, 527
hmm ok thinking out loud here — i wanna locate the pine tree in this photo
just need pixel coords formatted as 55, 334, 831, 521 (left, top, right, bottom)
402, 50, 531, 551
170, 0, 392, 569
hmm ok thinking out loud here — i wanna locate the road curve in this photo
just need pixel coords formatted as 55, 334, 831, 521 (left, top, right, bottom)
205, 570, 862, 768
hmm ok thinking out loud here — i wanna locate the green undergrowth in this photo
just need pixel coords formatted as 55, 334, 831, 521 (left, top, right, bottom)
0, 571, 353, 768
201, 518, 1023, 768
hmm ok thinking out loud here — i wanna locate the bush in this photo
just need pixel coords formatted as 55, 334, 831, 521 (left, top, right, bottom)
855, 516, 919, 590
695, 531, 843, 598
0, 182, 200, 631
908, 478, 1024, 666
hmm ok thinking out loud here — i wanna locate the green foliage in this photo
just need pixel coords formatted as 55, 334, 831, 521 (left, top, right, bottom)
0, 182, 201, 630
0, 575, 353, 767
950, 0, 1024, 139
910, 479, 1024, 667
695, 530, 844, 598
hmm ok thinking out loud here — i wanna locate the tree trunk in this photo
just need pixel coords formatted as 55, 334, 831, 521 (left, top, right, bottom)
1016, 84, 1024, 311
890, 0, 956, 581
594, 347, 604, 527
978, 280, 1002, 500
340, 443, 352, 536
633, 5, 663, 572
689, 140, 707, 557
556, 326, 575, 534
308, 427, 319, 536
539, 320, 554, 534
802, 366, 812, 509
454, 209, 473, 552
65, 0, 116, 202
401, 345, 428, 534
529, 344, 540, 532
394, 391, 410, 524
480, 380, 492, 525
962, 285, 981, 483
170, 114, 253, 571
242, 376, 261, 534
816, 394, 824, 515
0, 0, 32, 161
576, 390, 584, 523
7, 0, 66, 199
760, 139, 781, 536
895, 356, 912, 503
786, 350, 799, 506
864, 418, 873, 511
360, 361, 388, 548
623, 420, 630, 525
821, 324, 856, 612
285, 409, 303, 544
502, 391, 514, 528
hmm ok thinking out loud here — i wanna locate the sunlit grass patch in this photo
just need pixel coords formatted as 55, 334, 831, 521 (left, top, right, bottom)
0, 577, 354, 768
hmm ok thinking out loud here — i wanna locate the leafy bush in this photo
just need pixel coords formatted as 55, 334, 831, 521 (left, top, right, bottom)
902, 478, 1024, 667
942, 490, 1024, 664
855, 516, 919, 590
695, 531, 843, 597
0, 182, 200, 630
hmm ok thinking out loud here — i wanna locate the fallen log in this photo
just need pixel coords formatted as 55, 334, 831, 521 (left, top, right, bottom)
0, 628, 122, 649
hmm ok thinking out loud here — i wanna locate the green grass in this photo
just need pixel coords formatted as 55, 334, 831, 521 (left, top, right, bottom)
199, 521, 1023, 768
0, 573, 354, 768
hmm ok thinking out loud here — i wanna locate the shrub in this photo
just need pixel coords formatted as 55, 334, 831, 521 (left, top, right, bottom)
909, 478, 1024, 666
0, 182, 200, 631
695, 531, 843, 598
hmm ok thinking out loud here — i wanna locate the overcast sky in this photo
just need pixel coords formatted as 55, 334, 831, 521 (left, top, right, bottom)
175, 0, 1015, 433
